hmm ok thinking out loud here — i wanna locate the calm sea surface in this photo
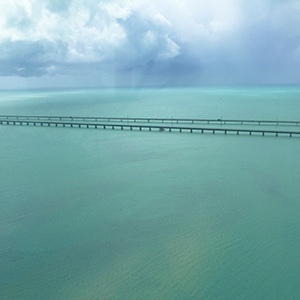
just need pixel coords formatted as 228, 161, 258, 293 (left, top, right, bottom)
0, 86, 300, 299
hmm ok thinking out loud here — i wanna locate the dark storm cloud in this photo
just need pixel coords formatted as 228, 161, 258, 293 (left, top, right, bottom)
0, 0, 299, 87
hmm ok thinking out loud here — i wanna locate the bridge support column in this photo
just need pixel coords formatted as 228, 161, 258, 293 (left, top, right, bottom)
249, 131, 251, 135
237, 131, 239, 135
276, 132, 278, 136
201, 130, 204, 133
169, 128, 171, 132
130, 127, 132, 130
213, 130, 215, 134
225, 131, 227, 134
149, 127, 151, 131
190, 129, 193, 133
290, 133, 292, 137
103, 125, 105, 129
180, 129, 182, 132
262, 132, 264, 136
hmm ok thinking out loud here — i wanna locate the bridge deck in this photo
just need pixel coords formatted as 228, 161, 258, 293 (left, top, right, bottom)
1, 116, 300, 137
1, 115, 300, 127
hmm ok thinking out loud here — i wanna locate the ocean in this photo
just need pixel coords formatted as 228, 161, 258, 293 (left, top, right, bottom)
0, 86, 300, 299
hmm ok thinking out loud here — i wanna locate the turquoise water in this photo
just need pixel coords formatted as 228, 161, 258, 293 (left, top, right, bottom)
0, 86, 300, 299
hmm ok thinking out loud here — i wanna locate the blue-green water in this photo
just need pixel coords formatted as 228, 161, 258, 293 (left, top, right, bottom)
1, 86, 300, 299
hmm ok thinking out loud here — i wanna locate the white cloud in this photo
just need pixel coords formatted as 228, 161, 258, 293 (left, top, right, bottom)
0, 0, 180, 71
0, 0, 299, 86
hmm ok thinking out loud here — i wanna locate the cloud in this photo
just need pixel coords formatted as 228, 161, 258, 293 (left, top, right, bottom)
0, 0, 299, 86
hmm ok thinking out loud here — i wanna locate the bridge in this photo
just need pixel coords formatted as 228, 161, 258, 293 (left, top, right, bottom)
1, 115, 300, 137
1, 115, 300, 126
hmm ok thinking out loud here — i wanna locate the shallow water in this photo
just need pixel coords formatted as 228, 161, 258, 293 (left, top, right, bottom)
0, 86, 300, 299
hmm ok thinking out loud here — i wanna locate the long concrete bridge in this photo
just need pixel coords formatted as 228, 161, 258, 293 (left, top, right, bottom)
1, 115, 300, 137
1, 115, 300, 126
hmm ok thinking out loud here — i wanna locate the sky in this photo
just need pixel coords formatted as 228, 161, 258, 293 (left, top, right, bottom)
0, 0, 300, 89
